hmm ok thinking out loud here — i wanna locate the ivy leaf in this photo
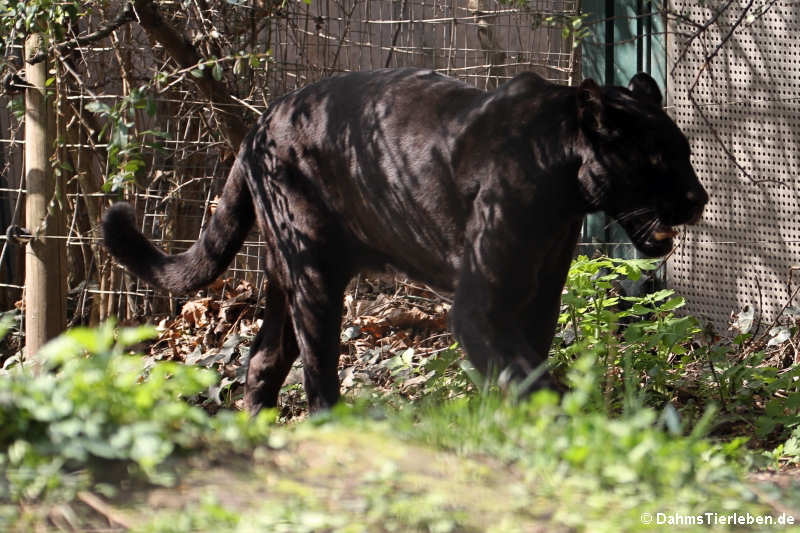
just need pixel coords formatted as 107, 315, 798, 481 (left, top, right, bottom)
755, 415, 777, 438
767, 326, 791, 347
85, 100, 111, 116
145, 97, 157, 117
212, 61, 223, 81
233, 57, 245, 76
659, 297, 685, 312
731, 305, 755, 334
785, 306, 800, 319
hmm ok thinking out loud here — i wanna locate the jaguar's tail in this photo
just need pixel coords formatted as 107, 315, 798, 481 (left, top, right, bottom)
102, 156, 255, 294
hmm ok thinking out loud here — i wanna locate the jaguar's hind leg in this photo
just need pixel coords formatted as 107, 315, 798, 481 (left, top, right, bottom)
286, 266, 349, 411
244, 282, 299, 413
252, 162, 351, 411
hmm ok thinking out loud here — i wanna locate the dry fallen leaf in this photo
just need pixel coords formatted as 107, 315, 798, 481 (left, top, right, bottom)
181, 297, 212, 327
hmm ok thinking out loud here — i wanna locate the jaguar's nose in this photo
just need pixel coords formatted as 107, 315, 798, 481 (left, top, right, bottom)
686, 185, 709, 207
685, 185, 708, 224
686, 203, 705, 225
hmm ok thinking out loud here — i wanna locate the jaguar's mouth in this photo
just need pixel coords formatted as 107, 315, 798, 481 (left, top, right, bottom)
616, 211, 679, 258
652, 226, 679, 242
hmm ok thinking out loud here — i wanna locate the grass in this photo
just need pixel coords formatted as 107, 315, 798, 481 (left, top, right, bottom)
1, 256, 799, 531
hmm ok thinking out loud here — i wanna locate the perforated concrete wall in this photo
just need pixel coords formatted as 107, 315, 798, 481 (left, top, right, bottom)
667, 0, 800, 333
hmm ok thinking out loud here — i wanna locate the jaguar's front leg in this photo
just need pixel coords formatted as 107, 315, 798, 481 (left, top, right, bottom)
451, 252, 549, 389
449, 191, 554, 388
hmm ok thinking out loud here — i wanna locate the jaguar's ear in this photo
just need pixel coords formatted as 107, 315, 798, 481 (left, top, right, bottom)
577, 78, 610, 138
628, 73, 662, 107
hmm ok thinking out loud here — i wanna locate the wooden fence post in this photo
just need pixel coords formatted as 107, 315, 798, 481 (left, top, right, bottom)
24, 33, 66, 367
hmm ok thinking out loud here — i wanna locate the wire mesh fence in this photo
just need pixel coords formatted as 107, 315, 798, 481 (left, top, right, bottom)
0, 0, 579, 326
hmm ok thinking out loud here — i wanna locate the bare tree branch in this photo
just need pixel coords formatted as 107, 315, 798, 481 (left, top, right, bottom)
132, 0, 248, 149
687, 0, 755, 94
26, 3, 136, 65
668, 0, 737, 77
663, 0, 780, 185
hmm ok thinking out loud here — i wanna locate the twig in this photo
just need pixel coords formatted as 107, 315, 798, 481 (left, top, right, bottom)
753, 283, 800, 347
328, 0, 361, 73
687, 93, 786, 186
27, 3, 136, 64
77, 490, 135, 529
385, 0, 409, 68
667, 0, 737, 78
751, 276, 764, 339
667, 0, 782, 186
230, 94, 263, 116
706, 344, 727, 410
687, 0, 757, 95
395, 279, 453, 304
132, 0, 249, 149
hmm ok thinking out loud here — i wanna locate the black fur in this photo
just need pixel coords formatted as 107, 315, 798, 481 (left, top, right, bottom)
104, 159, 255, 294
103, 68, 707, 412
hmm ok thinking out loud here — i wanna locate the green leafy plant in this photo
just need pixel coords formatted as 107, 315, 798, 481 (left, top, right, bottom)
0, 0, 83, 53
711, 348, 800, 439
0, 321, 275, 504
544, 13, 592, 48
387, 384, 760, 531
6, 257, 800, 531
552, 256, 701, 413
85, 87, 166, 192
550, 256, 800, 449
379, 345, 476, 401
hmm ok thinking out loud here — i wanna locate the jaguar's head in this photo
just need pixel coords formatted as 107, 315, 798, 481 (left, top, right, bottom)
575, 73, 708, 257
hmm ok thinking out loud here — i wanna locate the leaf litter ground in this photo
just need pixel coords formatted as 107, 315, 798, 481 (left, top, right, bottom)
143, 274, 455, 419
